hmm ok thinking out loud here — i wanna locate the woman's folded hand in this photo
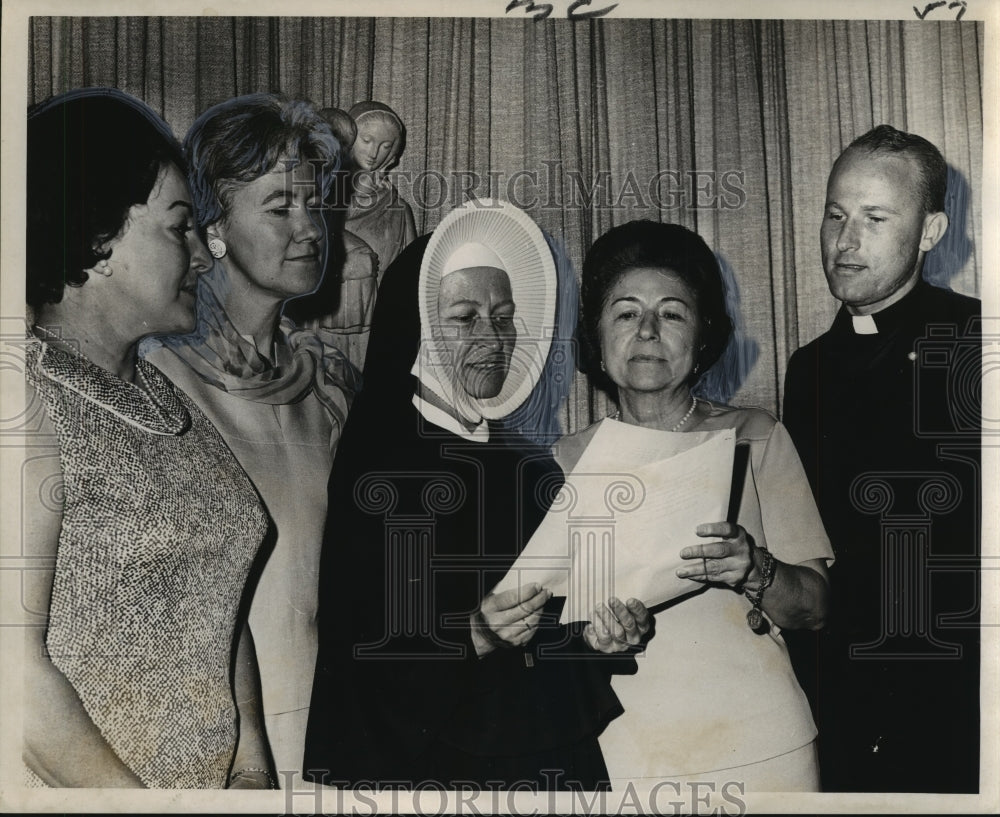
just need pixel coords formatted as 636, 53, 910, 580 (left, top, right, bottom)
583, 597, 651, 653
472, 583, 552, 655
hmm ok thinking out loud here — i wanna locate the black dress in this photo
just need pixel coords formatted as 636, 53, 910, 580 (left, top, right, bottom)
782, 280, 981, 793
304, 236, 626, 790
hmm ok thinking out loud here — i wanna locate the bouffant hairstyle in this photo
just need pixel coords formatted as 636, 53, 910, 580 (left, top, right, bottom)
579, 220, 733, 395
184, 93, 340, 230
27, 88, 186, 308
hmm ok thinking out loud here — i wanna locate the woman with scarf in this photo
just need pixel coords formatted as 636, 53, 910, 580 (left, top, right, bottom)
142, 93, 358, 785
304, 200, 649, 791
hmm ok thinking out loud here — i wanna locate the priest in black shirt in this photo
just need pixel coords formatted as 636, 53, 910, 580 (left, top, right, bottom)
782, 125, 981, 793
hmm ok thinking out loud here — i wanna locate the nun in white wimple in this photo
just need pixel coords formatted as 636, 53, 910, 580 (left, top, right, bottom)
305, 200, 649, 790
413, 237, 544, 437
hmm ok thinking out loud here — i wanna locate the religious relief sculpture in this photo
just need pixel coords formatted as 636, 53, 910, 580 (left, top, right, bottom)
345, 101, 417, 277
291, 102, 416, 372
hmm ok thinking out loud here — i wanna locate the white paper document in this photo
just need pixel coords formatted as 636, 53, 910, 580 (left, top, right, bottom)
494, 419, 736, 623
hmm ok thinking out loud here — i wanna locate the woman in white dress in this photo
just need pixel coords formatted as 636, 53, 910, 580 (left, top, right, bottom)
561, 219, 833, 791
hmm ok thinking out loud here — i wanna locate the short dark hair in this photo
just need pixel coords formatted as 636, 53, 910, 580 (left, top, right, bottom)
840, 124, 947, 214
185, 93, 340, 229
27, 88, 186, 308
579, 220, 733, 394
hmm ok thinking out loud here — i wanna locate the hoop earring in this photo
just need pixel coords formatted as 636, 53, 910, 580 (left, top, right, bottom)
208, 238, 227, 259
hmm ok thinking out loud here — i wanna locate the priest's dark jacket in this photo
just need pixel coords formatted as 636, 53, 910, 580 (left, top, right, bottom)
782, 279, 981, 793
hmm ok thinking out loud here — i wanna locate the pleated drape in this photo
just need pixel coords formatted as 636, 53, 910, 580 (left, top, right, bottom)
27, 16, 983, 429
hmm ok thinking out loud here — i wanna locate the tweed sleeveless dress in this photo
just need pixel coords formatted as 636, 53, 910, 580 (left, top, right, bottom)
26, 338, 268, 788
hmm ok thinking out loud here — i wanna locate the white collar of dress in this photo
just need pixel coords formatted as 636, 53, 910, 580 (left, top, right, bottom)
31, 336, 190, 436
412, 393, 490, 442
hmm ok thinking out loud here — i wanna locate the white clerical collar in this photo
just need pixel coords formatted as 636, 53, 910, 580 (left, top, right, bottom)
851, 314, 878, 335
412, 394, 490, 442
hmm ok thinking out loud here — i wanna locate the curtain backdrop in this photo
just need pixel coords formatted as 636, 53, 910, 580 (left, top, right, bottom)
28, 16, 984, 431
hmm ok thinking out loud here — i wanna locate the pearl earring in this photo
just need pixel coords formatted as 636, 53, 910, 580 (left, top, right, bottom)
94, 258, 112, 277
208, 238, 227, 259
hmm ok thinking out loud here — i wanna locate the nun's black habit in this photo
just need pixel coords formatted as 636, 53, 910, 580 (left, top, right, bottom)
303, 234, 628, 790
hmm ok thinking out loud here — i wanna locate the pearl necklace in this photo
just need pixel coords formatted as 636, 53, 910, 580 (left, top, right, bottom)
611, 396, 698, 432
31, 324, 62, 341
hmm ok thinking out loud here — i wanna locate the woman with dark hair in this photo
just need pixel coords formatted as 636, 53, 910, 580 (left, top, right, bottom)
304, 200, 649, 790
562, 220, 832, 790
142, 93, 358, 784
24, 88, 272, 788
